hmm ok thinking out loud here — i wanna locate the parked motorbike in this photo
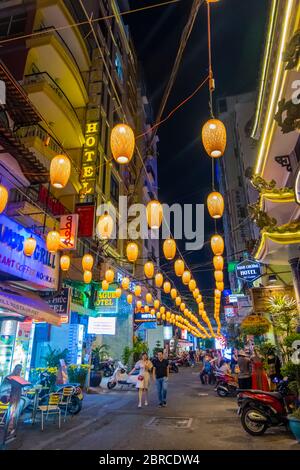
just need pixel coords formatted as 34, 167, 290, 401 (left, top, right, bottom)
107, 361, 138, 390
214, 371, 238, 397
98, 360, 115, 377
237, 378, 295, 436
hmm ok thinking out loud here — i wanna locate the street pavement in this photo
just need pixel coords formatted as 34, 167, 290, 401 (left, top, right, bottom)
8, 367, 300, 450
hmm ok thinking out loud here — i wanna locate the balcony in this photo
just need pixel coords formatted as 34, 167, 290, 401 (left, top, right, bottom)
26, 27, 88, 108
22, 72, 84, 149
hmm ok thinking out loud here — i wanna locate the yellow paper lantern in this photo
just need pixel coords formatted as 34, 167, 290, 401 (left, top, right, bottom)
157, 311, 161, 319
211, 235, 224, 256
155, 273, 164, 288
216, 281, 224, 291
174, 259, 185, 276
170, 288, 177, 299
162, 313, 166, 321
82, 254, 94, 271
160, 306, 166, 315
189, 279, 196, 291
144, 261, 154, 279
146, 200, 163, 229
207, 192, 224, 219
180, 302, 186, 312
182, 270, 191, 285
193, 288, 200, 299
184, 308, 189, 316
24, 236, 36, 257
214, 270, 224, 282
213, 256, 224, 271
110, 123, 135, 164
215, 289, 221, 298
136, 300, 142, 310
134, 285, 141, 297
126, 242, 138, 263
115, 288, 122, 298
127, 294, 133, 304
102, 280, 109, 290
46, 230, 60, 253
175, 296, 181, 306
198, 302, 204, 311
144, 305, 150, 313
83, 270, 92, 284
121, 277, 130, 290
105, 268, 114, 283
151, 308, 156, 316
163, 238, 176, 260
0, 184, 9, 214
202, 118, 226, 158
154, 299, 160, 310
163, 281, 171, 294
166, 311, 171, 320
50, 154, 71, 189
96, 211, 114, 240
60, 254, 70, 271
146, 292, 153, 304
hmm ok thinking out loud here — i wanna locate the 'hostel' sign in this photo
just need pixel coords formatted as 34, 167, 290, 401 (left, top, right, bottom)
81, 121, 99, 196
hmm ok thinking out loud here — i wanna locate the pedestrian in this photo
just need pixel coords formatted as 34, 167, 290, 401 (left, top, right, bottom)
237, 350, 252, 389
200, 354, 213, 385
188, 348, 196, 367
230, 348, 238, 374
266, 346, 282, 389
152, 350, 169, 407
251, 348, 269, 391
129, 352, 153, 408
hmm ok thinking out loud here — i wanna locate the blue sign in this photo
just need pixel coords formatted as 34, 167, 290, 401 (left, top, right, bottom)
235, 259, 262, 283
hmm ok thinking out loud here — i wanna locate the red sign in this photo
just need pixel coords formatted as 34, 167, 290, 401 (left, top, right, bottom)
59, 214, 79, 250
38, 185, 68, 216
75, 204, 95, 238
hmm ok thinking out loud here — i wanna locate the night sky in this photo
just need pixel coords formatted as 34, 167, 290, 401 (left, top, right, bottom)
126, 0, 269, 306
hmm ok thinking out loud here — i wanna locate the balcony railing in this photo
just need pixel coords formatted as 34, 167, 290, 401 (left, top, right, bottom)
14, 124, 62, 155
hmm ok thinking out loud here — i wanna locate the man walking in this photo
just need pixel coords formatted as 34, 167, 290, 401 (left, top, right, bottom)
152, 350, 169, 407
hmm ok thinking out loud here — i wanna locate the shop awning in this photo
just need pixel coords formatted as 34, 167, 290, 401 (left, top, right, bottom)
0, 284, 61, 326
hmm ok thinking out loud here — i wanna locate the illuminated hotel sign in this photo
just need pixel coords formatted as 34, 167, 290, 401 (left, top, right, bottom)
0, 214, 59, 289
59, 214, 79, 250
81, 121, 99, 196
95, 289, 119, 314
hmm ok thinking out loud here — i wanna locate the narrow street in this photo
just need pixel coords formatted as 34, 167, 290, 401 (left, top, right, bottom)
9, 368, 299, 451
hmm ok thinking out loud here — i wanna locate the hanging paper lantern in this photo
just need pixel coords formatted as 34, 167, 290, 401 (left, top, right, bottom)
175, 296, 181, 306
166, 311, 171, 321
0, 184, 9, 214
24, 236, 36, 257
102, 280, 109, 290
189, 279, 196, 291
83, 270, 92, 284
127, 294, 133, 304
151, 308, 156, 316
115, 288, 122, 298
193, 288, 200, 299
207, 192, 224, 219
180, 302, 186, 312
134, 285, 141, 297
82, 254, 94, 271
163, 281, 171, 294
144, 261, 154, 278
160, 306, 166, 315
50, 154, 71, 188
216, 281, 224, 291
210, 235, 224, 256
144, 305, 150, 313
136, 300, 142, 310
146, 200, 163, 229
96, 211, 114, 240
198, 302, 204, 311
162, 313, 166, 321
202, 118, 226, 158
146, 292, 153, 304
174, 259, 185, 276
214, 271, 224, 283
154, 299, 160, 310
105, 268, 114, 283
163, 238, 176, 260
215, 289, 221, 298
182, 270, 191, 285
213, 255, 224, 271
110, 123, 135, 164
121, 277, 130, 290
170, 288, 177, 300
46, 230, 60, 253
155, 273, 164, 288
60, 254, 70, 271
157, 311, 161, 319
126, 242, 138, 262
184, 308, 189, 316
196, 296, 202, 304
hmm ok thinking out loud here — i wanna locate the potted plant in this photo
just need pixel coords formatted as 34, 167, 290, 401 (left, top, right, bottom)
67, 364, 90, 388
288, 408, 300, 443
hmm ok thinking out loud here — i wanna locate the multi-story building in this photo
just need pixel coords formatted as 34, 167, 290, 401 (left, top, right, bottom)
0, 0, 159, 374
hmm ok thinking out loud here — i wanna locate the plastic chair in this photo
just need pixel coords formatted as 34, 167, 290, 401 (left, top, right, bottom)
37, 393, 61, 431
59, 386, 74, 421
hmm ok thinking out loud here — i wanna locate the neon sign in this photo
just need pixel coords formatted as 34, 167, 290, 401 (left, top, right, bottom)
81, 121, 99, 196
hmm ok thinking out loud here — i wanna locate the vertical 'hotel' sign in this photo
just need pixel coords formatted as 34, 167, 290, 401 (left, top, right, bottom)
81, 122, 99, 195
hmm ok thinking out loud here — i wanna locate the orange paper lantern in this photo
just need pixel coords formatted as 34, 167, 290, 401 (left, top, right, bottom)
163, 238, 176, 260
110, 123, 135, 164
202, 119, 226, 158
207, 191, 224, 219
211, 235, 224, 256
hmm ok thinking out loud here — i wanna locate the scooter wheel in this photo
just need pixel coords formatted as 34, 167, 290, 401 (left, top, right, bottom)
107, 381, 117, 390
241, 407, 268, 436
217, 388, 228, 398
68, 396, 82, 415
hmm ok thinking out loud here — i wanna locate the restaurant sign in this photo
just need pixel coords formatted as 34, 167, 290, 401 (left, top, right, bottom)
41, 287, 71, 324
0, 214, 59, 289
59, 214, 79, 250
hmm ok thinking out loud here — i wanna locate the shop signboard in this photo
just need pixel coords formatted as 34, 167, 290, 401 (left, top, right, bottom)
80, 121, 99, 196
42, 288, 71, 324
0, 214, 59, 289
236, 259, 262, 283
95, 289, 119, 314
224, 305, 238, 322
134, 312, 156, 324
75, 204, 95, 238
59, 214, 79, 250
250, 285, 295, 313
87, 316, 116, 335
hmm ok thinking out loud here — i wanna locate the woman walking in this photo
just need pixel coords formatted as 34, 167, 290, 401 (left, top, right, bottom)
129, 352, 153, 408
251, 349, 270, 391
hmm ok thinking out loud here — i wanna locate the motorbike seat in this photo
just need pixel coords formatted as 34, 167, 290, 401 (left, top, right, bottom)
238, 389, 282, 399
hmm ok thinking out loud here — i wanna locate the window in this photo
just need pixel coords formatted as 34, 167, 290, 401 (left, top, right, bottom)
0, 14, 27, 37
110, 174, 119, 203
